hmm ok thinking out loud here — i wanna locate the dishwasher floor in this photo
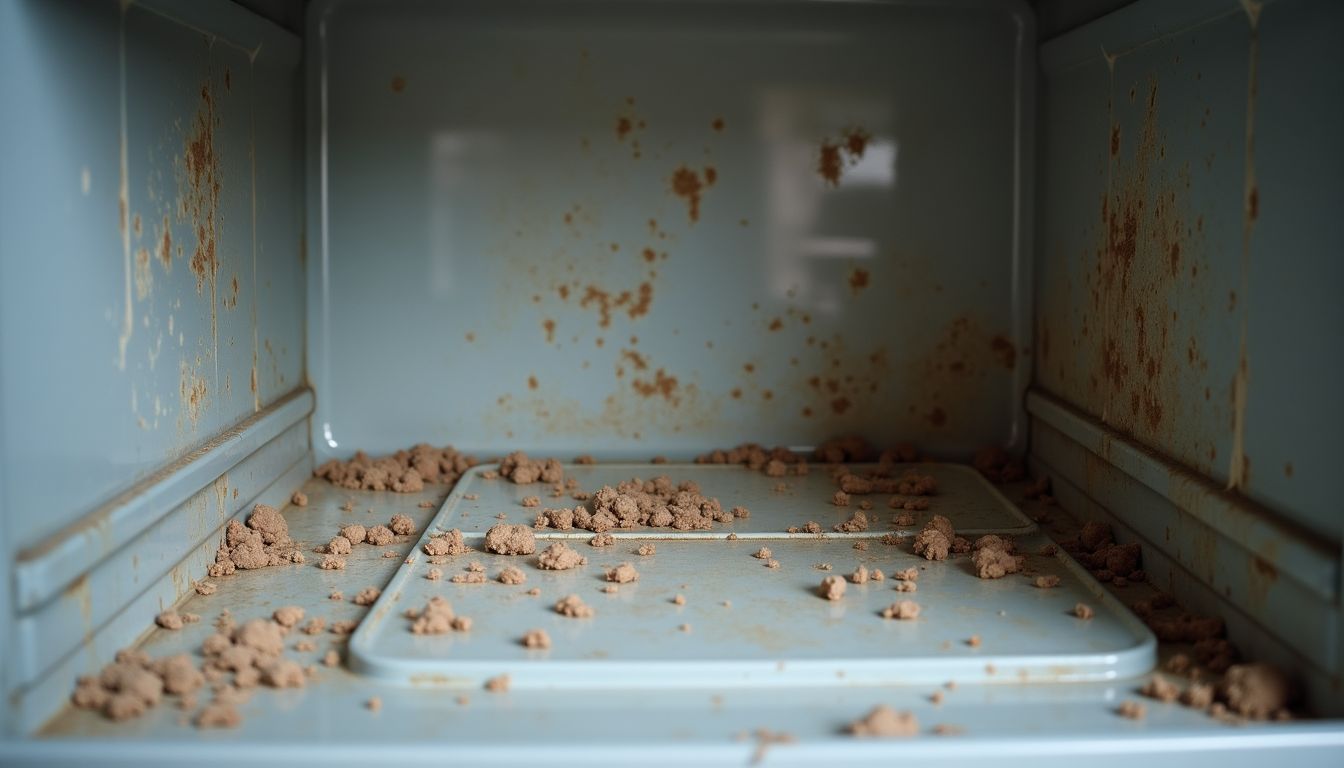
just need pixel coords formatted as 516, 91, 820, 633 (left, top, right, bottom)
33, 468, 1335, 763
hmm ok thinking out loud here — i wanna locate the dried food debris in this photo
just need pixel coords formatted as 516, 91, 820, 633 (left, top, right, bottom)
497, 565, 527, 585
352, 587, 381, 606
1220, 663, 1293, 720
849, 565, 870, 584
880, 601, 920, 620
833, 510, 868, 533
894, 580, 917, 593
365, 525, 394, 546
498, 451, 564, 485
409, 597, 472, 634
193, 580, 218, 596
832, 490, 851, 507
847, 705, 918, 737
427, 567, 443, 581
1193, 638, 1238, 673
1074, 603, 1094, 620
156, 611, 185, 630
389, 514, 415, 535
912, 515, 954, 561
1140, 675, 1180, 703
195, 700, 241, 728
819, 575, 847, 601
340, 524, 367, 545
367, 696, 382, 712
483, 674, 510, 693
1033, 575, 1060, 589
329, 620, 357, 635
893, 568, 919, 582
853, 541, 868, 551
972, 446, 1025, 484
324, 535, 352, 556
554, 594, 594, 618
694, 442, 809, 476
328, 591, 343, 601
813, 435, 875, 463
971, 543, 1023, 580
291, 491, 308, 507
763, 559, 780, 569
522, 629, 551, 649
966, 635, 982, 648
484, 523, 536, 555
814, 563, 833, 571
753, 547, 772, 559
301, 617, 325, 635
319, 555, 346, 570
1148, 612, 1225, 644
1181, 682, 1215, 709
606, 563, 640, 583
451, 571, 487, 584
589, 533, 615, 547
732, 506, 750, 518
537, 542, 588, 570
423, 529, 467, 557
636, 543, 657, 556
1116, 700, 1146, 719
786, 521, 823, 535
521, 496, 540, 507
678, 623, 692, 633
315, 443, 476, 492
208, 504, 304, 576
838, 470, 937, 497
272, 606, 304, 627
672, 594, 686, 605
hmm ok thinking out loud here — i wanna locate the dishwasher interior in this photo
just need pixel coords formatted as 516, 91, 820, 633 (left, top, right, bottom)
1, 0, 1342, 763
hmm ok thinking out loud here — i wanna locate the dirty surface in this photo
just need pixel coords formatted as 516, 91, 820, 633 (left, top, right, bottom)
36, 473, 1310, 749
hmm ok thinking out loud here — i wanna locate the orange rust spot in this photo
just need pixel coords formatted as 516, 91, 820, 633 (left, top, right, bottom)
642, 247, 657, 263
557, 285, 570, 300
1252, 555, 1277, 581
762, 390, 774, 401
848, 268, 870, 295
671, 166, 705, 222
989, 336, 1016, 369
133, 213, 142, 238
830, 397, 851, 415
631, 369, 679, 403
184, 82, 219, 297
818, 140, 843, 186
542, 318, 555, 343
768, 318, 783, 332
1247, 185, 1259, 221
596, 337, 605, 347
730, 387, 742, 399
527, 375, 539, 390
711, 117, 725, 132
743, 363, 755, 374
801, 406, 813, 417
621, 348, 648, 371
391, 75, 406, 93
610, 242, 620, 252
1110, 124, 1121, 156
157, 216, 172, 270
647, 218, 657, 233
563, 212, 573, 224
465, 332, 475, 343
842, 127, 870, 159
704, 166, 717, 186
616, 116, 633, 140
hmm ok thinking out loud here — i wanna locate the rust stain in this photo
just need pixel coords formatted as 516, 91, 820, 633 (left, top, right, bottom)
621, 348, 649, 371
465, 332, 476, 343
848, 268, 870, 295
616, 116, 633, 140
642, 247, 657, 263
631, 369, 679, 403
133, 213, 142, 238
157, 215, 172, 270
989, 335, 1016, 369
768, 318, 783, 332
134, 247, 153, 300
542, 318, 555, 343
762, 389, 774, 401
1247, 185, 1258, 221
180, 361, 208, 428
671, 166, 705, 222
1251, 555, 1277, 582
391, 75, 407, 93
224, 68, 232, 92
830, 397, 851, 415
730, 387, 742, 399
712, 117, 725, 132
1283, 462, 1293, 478
557, 285, 570, 300
842, 127, 870, 159
817, 140, 843, 186
927, 406, 947, 427
182, 79, 221, 364
1110, 124, 1121, 156
528, 375, 539, 390
704, 166, 718, 186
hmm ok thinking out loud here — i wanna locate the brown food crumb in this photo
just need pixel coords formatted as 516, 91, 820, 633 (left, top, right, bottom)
678, 623, 691, 633
367, 696, 382, 712
894, 580, 917, 592
195, 701, 240, 729
193, 580, 218, 596
637, 543, 657, 556
409, 596, 471, 634
328, 591, 343, 601
319, 554, 346, 570
537, 542, 588, 570
930, 691, 945, 705
423, 529, 467, 557
881, 601, 920, 620
1181, 682, 1215, 709
389, 514, 415, 535
301, 617, 326, 635
340, 524, 367, 544
273, 606, 305, 627
1220, 663, 1293, 720
966, 635, 981, 648
606, 563, 640, 583
156, 611, 185, 630
848, 705, 919, 737
1074, 603, 1095, 620
554, 594, 594, 618
833, 510, 869, 533
672, 594, 686, 605
291, 491, 308, 507
589, 533, 615, 547
353, 587, 381, 606
322, 650, 340, 667
752, 547, 772, 559
849, 565, 869, 584
484, 523, 536, 555
451, 571, 487, 584
521, 628, 551, 649
483, 674, 510, 693
815, 562, 833, 571
418, 500, 435, 509
497, 565, 527, 584
1117, 700, 1146, 719
764, 559, 780, 569
1033, 575, 1061, 589
365, 525, 394, 546
463, 493, 480, 500
832, 490, 851, 507
1141, 675, 1180, 703
522, 496, 540, 507
819, 575, 847, 601
427, 567, 443, 581
329, 620, 357, 635
325, 535, 353, 555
